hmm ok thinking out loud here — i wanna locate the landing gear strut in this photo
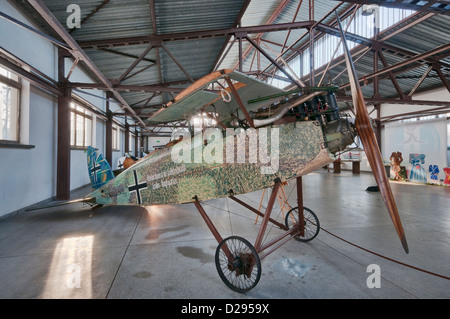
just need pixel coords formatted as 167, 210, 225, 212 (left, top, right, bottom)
194, 177, 320, 293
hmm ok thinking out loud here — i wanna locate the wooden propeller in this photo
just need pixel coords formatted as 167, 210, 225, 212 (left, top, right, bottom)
335, 12, 409, 253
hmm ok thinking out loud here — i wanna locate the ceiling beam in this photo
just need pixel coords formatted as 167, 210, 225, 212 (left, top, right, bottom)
148, 0, 163, 84
26, 0, 148, 130
68, 82, 184, 93
338, 42, 450, 90
231, 0, 292, 71
337, 95, 450, 107
211, 0, 251, 72
77, 21, 315, 49
333, 1, 450, 15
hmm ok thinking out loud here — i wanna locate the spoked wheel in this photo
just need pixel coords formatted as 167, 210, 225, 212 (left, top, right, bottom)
215, 236, 261, 293
285, 206, 320, 242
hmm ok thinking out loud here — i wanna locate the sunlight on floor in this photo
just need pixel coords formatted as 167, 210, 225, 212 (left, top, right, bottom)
42, 235, 94, 298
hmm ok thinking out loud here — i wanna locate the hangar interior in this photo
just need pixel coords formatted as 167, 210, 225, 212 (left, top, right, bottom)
0, 0, 449, 299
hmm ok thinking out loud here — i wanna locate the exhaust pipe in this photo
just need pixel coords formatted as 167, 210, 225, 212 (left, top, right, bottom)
253, 91, 326, 127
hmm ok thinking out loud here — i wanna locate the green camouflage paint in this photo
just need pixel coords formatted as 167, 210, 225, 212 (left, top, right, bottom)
88, 120, 335, 206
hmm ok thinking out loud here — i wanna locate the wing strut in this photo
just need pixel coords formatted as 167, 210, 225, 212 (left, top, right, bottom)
223, 76, 255, 127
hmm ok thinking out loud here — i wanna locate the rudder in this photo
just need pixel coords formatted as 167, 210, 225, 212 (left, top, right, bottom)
87, 146, 114, 189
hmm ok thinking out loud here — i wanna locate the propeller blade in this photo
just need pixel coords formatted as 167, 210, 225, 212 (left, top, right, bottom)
335, 12, 409, 253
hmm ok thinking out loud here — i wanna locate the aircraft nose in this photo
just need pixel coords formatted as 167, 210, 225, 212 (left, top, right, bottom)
323, 118, 356, 154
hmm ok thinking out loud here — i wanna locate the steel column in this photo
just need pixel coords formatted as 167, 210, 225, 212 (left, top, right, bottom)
134, 128, 139, 156
125, 122, 130, 153
56, 48, 71, 200
105, 92, 113, 165
309, 0, 315, 86
238, 34, 243, 72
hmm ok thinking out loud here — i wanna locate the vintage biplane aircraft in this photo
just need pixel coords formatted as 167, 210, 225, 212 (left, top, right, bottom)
35, 15, 409, 293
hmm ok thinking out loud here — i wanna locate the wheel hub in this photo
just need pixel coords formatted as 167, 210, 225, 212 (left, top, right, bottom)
228, 253, 256, 278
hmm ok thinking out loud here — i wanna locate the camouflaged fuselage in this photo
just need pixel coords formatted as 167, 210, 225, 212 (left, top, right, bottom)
89, 120, 336, 206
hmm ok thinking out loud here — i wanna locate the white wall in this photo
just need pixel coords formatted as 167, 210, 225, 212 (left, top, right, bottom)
0, 1, 128, 216
0, 1, 57, 216
380, 87, 450, 167
0, 87, 57, 216
339, 88, 450, 173
148, 136, 171, 151
0, 1, 56, 79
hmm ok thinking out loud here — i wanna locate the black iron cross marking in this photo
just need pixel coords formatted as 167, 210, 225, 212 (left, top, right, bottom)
90, 157, 101, 183
128, 170, 147, 204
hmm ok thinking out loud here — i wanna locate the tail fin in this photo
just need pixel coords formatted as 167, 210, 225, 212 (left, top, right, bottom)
87, 146, 114, 189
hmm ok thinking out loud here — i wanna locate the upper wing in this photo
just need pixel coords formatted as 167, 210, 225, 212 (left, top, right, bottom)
146, 69, 285, 126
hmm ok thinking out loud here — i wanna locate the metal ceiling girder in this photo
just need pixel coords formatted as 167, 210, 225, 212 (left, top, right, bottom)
68, 82, 184, 93
244, 35, 304, 89
338, 42, 450, 91
77, 21, 316, 49
433, 66, 450, 93
26, 0, 148, 130
231, 0, 292, 72
334, 0, 450, 15
314, 22, 449, 66
337, 95, 450, 107
211, 0, 251, 73
117, 43, 154, 83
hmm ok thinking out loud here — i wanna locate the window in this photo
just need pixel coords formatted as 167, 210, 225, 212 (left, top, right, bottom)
70, 102, 92, 148
270, 7, 416, 89
0, 66, 20, 142
112, 126, 118, 150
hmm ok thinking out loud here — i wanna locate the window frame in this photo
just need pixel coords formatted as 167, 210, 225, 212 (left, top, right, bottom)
0, 66, 21, 144
70, 101, 93, 150
112, 125, 118, 151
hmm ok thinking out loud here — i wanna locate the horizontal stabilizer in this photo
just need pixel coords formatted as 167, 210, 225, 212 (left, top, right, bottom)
25, 197, 95, 211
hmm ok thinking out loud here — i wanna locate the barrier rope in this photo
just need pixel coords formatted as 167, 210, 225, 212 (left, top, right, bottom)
242, 185, 450, 282
202, 185, 449, 281
318, 225, 450, 281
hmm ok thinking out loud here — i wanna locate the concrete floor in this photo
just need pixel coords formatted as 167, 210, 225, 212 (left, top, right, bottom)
0, 170, 449, 299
